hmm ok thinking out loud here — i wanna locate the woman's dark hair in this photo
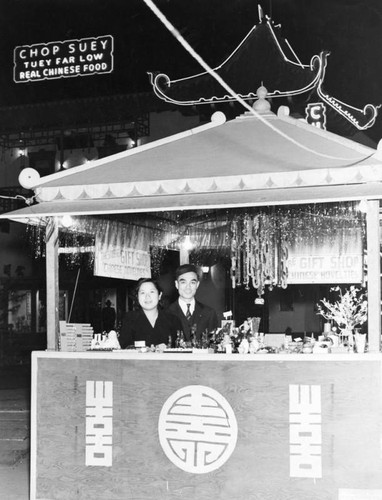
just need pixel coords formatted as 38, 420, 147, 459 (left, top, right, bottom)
133, 278, 162, 308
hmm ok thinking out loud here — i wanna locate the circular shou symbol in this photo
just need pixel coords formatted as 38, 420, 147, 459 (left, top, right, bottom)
158, 385, 238, 474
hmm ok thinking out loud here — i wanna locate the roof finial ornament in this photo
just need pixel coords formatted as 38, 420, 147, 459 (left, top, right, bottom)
257, 4, 264, 23
253, 85, 271, 113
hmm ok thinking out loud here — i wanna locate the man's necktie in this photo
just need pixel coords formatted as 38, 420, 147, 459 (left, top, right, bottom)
186, 303, 192, 321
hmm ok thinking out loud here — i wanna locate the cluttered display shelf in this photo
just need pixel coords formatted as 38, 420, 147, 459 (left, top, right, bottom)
60, 318, 369, 355
89, 329, 368, 357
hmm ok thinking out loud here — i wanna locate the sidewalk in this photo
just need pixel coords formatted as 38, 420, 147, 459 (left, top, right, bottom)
0, 460, 30, 499
0, 364, 31, 500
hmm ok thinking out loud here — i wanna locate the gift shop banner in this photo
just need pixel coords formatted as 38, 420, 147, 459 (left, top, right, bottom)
287, 228, 363, 284
94, 227, 151, 281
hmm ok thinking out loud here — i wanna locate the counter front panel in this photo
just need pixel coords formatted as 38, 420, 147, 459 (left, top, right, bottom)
31, 352, 382, 500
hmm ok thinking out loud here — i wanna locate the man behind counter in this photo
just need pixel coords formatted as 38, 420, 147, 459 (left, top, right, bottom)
167, 264, 219, 343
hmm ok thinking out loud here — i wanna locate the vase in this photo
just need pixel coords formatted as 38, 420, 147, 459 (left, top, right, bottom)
340, 329, 353, 348
354, 333, 367, 353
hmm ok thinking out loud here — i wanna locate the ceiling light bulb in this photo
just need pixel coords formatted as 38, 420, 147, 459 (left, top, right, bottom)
182, 234, 194, 251
61, 215, 73, 228
358, 199, 368, 213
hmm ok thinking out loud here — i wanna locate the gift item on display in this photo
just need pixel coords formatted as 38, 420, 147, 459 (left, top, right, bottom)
91, 330, 121, 350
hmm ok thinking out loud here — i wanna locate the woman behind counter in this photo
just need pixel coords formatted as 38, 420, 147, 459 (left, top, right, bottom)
119, 278, 182, 349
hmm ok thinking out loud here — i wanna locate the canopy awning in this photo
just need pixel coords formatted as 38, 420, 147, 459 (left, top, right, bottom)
1, 103, 382, 223
4, 182, 382, 225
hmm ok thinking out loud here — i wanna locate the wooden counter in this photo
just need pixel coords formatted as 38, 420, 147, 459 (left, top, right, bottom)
31, 351, 382, 500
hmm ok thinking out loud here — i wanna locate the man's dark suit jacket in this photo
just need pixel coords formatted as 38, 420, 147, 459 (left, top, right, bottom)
167, 300, 219, 341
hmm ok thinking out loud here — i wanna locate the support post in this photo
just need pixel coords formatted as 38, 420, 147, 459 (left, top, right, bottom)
366, 200, 381, 352
45, 217, 59, 351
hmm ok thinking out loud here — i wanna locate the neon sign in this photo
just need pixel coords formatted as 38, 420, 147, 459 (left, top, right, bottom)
13, 35, 114, 83
305, 102, 326, 130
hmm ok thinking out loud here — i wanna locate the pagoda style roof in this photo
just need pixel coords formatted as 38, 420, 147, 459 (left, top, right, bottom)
3, 92, 382, 223
148, 9, 379, 132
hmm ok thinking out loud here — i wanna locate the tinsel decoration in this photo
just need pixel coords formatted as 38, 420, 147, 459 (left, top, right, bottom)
26, 224, 46, 258
230, 212, 289, 296
23, 202, 365, 292
150, 246, 168, 278
229, 202, 365, 296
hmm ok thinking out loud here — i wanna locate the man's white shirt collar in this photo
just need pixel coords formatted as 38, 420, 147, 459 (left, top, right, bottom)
178, 298, 196, 316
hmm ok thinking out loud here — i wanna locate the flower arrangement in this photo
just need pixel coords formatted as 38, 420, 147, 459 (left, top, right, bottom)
316, 286, 368, 331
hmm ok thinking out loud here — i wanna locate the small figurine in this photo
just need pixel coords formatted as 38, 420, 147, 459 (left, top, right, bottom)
249, 336, 260, 354
238, 337, 249, 354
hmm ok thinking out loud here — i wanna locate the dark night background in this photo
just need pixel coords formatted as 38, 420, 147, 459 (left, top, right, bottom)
0, 0, 382, 140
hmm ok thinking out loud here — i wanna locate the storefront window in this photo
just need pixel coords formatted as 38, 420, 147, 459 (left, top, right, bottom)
8, 289, 32, 333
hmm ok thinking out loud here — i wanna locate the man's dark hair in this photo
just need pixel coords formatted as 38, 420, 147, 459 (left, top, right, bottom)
175, 264, 200, 281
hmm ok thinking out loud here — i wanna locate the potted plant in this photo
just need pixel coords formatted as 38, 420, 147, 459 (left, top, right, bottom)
316, 286, 368, 351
